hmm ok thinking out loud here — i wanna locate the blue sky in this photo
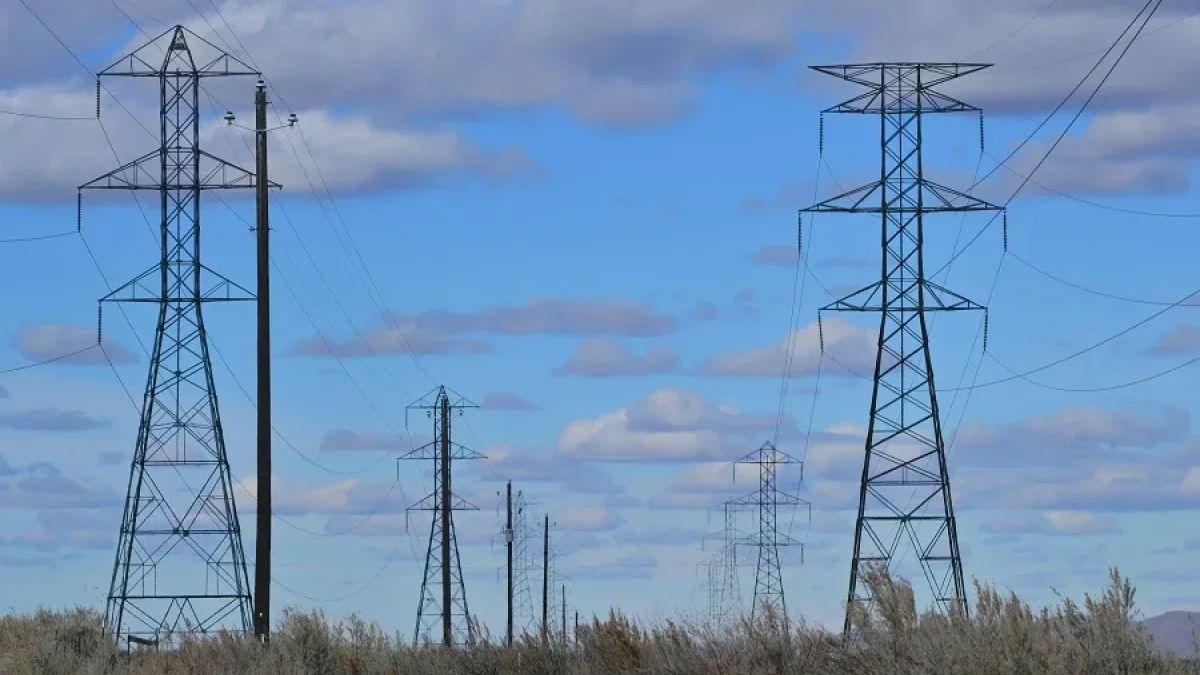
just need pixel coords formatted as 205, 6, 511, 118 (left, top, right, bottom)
2, 0, 1200, 640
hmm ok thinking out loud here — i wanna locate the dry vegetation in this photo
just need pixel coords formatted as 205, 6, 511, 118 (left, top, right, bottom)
2, 566, 1196, 675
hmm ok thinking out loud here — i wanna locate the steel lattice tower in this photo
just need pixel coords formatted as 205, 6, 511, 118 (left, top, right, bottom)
800, 63, 1004, 636
401, 386, 482, 647
730, 442, 807, 622
701, 499, 751, 624
80, 26, 272, 647
512, 490, 540, 636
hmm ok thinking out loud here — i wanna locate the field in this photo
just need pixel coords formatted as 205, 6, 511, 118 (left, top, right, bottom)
2, 566, 1197, 675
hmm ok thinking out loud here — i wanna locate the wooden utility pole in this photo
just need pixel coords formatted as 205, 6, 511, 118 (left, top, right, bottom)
253, 78, 272, 645
440, 394, 453, 647
542, 515, 550, 643
506, 480, 514, 647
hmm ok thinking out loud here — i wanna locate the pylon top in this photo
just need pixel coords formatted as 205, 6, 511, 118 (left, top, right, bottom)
98, 24, 259, 78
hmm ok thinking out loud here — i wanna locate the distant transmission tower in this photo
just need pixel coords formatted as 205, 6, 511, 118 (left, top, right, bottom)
801, 63, 1004, 636
730, 442, 807, 622
701, 498, 751, 624
512, 490, 540, 636
401, 386, 483, 647
80, 26, 271, 648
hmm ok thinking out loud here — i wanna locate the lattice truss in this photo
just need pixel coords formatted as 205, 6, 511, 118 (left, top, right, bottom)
699, 498, 753, 625
81, 25, 276, 646
511, 491, 541, 637
729, 442, 807, 622
800, 63, 1005, 635
400, 386, 482, 647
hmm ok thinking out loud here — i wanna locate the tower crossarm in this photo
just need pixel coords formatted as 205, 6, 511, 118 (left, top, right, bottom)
97, 25, 259, 79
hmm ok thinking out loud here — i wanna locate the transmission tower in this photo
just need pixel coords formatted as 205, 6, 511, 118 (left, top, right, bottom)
730, 442, 807, 622
800, 63, 1004, 636
400, 386, 483, 647
701, 498, 752, 624
80, 26, 273, 648
512, 490, 541, 637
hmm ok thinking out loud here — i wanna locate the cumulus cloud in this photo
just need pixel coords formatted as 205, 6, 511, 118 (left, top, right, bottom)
0, 0, 815, 198
292, 298, 678, 358
795, 1, 1200, 196
556, 505, 625, 533
1149, 323, 1200, 357
0, 408, 110, 432
480, 392, 539, 411
955, 405, 1189, 468
558, 388, 796, 462
164, 0, 807, 127
14, 323, 135, 366
0, 79, 532, 203
752, 244, 798, 266
982, 510, 1121, 536
236, 474, 406, 517
480, 443, 624, 495
1, 508, 115, 551
552, 340, 679, 377
698, 316, 877, 378
0, 461, 119, 509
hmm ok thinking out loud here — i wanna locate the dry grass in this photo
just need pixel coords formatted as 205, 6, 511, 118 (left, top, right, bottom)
2, 566, 1196, 674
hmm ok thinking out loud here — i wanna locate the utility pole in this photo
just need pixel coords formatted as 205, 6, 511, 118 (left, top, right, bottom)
801, 62, 1004, 637
221, 80, 295, 648
81, 25, 277, 648
400, 386, 483, 647
730, 442, 807, 624
542, 514, 550, 644
505, 480, 514, 648
252, 78, 272, 647
561, 584, 566, 643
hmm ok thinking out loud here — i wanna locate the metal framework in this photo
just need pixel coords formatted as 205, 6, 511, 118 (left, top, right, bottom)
800, 63, 1004, 636
730, 442, 807, 622
400, 386, 482, 647
81, 25, 276, 647
700, 499, 752, 624
512, 490, 540, 637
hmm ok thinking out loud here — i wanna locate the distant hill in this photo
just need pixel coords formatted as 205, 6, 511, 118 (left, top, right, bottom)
1141, 611, 1200, 658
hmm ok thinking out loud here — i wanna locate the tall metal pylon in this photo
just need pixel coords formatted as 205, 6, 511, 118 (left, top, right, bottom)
512, 490, 541, 637
730, 442, 807, 622
400, 386, 483, 647
700, 498, 752, 624
80, 25, 274, 647
800, 63, 1004, 636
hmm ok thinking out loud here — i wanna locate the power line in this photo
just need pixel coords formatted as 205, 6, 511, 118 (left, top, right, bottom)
1008, 250, 1198, 306
966, 0, 1062, 60
0, 345, 99, 374
999, 8, 1198, 73
932, 0, 1166, 278
983, 149, 1200, 218
0, 108, 91, 121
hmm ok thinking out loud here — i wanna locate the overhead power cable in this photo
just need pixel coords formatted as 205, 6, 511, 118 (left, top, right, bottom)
965, 0, 1062, 60
931, 0, 1167, 279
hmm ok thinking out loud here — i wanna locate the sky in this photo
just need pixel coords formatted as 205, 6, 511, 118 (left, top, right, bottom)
3, 0, 1200, 642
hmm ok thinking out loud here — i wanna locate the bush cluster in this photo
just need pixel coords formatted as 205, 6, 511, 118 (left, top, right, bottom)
1, 566, 1195, 674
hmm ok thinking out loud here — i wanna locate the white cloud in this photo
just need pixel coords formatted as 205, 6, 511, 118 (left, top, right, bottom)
552, 340, 679, 377
558, 388, 790, 462
14, 323, 135, 365
555, 505, 624, 533
0, 80, 530, 203
698, 317, 877, 378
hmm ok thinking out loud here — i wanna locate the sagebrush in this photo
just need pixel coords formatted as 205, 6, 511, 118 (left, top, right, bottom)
2, 566, 1196, 674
